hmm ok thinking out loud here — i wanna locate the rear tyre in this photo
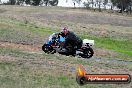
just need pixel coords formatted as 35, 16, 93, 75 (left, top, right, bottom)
82, 47, 94, 58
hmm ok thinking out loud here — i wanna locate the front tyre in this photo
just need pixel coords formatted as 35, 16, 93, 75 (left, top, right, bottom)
42, 44, 55, 54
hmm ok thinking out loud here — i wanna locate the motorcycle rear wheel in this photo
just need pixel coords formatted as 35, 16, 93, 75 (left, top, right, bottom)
82, 47, 94, 58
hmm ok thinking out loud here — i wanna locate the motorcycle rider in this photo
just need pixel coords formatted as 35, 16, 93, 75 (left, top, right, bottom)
59, 27, 82, 54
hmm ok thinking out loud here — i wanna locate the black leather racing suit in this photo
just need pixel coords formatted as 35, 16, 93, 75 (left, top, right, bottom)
59, 31, 82, 52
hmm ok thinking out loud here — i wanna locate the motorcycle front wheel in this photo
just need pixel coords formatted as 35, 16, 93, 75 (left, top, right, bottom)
42, 44, 56, 54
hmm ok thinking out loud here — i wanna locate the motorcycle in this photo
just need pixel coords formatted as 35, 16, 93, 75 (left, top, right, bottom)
42, 33, 94, 58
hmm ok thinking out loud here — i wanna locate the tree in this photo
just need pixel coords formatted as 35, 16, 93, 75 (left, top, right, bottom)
95, 0, 102, 12
49, 0, 58, 6
16, 0, 24, 5
43, 0, 49, 6
83, 0, 91, 9
32, 0, 41, 6
72, 0, 82, 7
103, 0, 108, 9
127, 0, 132, 14
98, 0, 102, 12
72, 0, 76, 8
40, 0, 58, 6
25, 0, 30, 4
127, 0, 132, 13
9, 0, 16, 5
91, 0, 94, 8
111, 0, 132, 13
76, 0, 81, 5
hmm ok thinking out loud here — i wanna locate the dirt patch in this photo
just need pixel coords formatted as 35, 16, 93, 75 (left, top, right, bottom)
0, 41, 118, 58
94, 48, 118, 57
0, 41, 41, 52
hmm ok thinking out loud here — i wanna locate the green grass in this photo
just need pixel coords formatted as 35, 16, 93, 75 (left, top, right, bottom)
0, 17, 132, 59
0, 16, 132, 60
0, 48, 129, 88
0, 17, 55, 45
0, 47, 132, 88
96, 38, 132, 56
80, 34, 132, 57
1, 15, 132, 52
0, 6, 132, 88
0, 48, 40, 59
1, 47, 132, 70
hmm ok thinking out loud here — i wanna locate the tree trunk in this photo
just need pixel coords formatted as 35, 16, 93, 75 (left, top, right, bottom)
45, 2, 48, 6
99, 2, 101, 12
121, 1, 124, 13
111, 4, 113, 10
74, 2, 75, 8
130, 6, 131, 14
104, 4, 106, 10
92, 0, 93, 8
15, 0, 20, 5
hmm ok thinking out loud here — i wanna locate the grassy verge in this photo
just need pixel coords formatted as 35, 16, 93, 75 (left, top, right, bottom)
0, 16, 132, 60
80, 34, 132, 58
0, 6, 132, 88
0, 47, 132, 88
0, 17, 55, 45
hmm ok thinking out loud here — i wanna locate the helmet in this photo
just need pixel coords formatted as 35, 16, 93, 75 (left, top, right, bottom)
61, 27, 68, 35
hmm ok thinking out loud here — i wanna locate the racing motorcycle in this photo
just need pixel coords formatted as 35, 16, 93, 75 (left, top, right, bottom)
42, 33, 94, 58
